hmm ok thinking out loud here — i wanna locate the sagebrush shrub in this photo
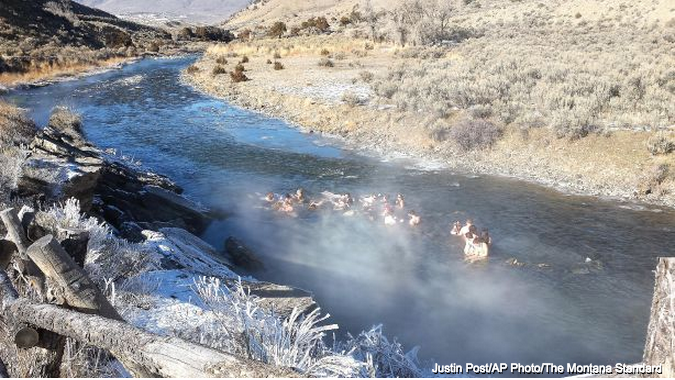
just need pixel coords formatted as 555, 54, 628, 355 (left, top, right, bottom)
647, 132, 675, 155
215, 56, 228, 65
318, 58, 334, 67
273, 61, 284, 70
450, 119, 502, 151
0, 102, 36, 146
240, 55, 249, 64
230, 70, 249, 83
186, 65, 200, 74
49, 107, 83, 140
212, 65, 227, 75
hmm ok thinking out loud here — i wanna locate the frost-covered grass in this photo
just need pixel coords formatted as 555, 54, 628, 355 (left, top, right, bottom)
40, 198, 160, 283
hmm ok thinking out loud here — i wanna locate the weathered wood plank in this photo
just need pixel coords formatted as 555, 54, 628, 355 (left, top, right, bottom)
643, 257, 675, 378
26, 235, 122, 321
0, 209, 29, 256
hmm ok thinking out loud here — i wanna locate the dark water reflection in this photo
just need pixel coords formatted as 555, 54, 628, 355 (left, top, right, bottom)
8, 57, 675, 375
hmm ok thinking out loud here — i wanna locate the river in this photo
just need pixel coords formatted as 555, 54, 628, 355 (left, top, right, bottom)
8, 57, 675, 375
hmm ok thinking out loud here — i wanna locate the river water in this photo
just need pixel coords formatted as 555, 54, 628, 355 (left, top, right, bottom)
8, 57, 675, 374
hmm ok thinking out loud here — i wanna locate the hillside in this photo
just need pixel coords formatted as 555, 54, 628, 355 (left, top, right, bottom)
226, 0, 673, 29
188, 0, 675, 207
0, 0, 171, 85
78, 0, 251, 23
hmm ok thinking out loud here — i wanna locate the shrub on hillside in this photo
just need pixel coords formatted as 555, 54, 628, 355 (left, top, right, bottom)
186, 65, 200, 74
48, 106, 83, 141
318, 58, 334, 67
359, 70, 374, 83
449, 119, 502, 151
212, 65, 227, 75
320, 48, 330, 56
215, 56, 228, 65
268, 22, 287, 39
230, 68, 249, 83
647, 132, 675, 155
273, 61, 284, 70
301, 17, 330, 33
638, 164, 670, 196
240, 56, 249, 64
0, 102, 37, 146
341, 91, 365, 107
273, 52, 282, 59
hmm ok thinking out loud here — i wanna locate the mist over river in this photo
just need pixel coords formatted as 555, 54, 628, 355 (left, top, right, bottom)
8, 57, 675, 376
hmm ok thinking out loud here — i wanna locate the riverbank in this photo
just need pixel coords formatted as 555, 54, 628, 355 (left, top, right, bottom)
183, 35, 675, 209
0, 94, 422, 376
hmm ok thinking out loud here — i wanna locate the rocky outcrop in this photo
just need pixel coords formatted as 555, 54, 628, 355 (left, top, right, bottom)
17, 125, 212, 240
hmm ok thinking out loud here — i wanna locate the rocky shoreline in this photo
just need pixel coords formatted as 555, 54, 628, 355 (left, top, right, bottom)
5, 109, 317, 318
183, 43, 675, 210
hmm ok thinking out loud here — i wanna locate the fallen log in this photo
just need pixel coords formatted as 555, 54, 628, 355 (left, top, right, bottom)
0, 209, 29, 256
0, 210, 61, 377
643, 257, 675, 378
26, 235, 121, 321
0, 270, 299, 378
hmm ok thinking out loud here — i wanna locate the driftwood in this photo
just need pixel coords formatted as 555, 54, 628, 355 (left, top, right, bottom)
0, 270, 298, 378
643, 257, 675, 378
26, 235, 121, 320
0, 209, 61, 377
0, 209, 29, 255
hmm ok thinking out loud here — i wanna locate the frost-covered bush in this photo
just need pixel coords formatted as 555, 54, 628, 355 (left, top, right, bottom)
40, 198, 159, 282
336, 325, 423, 378
450, 119, 502, 151
193, 277, 425, 377
194, 277, 368, 377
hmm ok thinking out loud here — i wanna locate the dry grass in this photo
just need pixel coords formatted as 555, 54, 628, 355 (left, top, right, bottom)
0, 55, 131, 86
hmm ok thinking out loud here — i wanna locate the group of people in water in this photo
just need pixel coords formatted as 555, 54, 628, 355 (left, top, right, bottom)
451, 219, 492, 260
264, 189, 422, 227
263, 188, 491, 261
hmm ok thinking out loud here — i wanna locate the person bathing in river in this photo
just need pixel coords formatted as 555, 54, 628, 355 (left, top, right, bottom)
480, 228, 492, 247
396, 194, 405, 209
294, 188, 307, 203
383, 204, 397, 225
408, 210, 421, 227
450, 221, 462, 235
459, 219, 474, 236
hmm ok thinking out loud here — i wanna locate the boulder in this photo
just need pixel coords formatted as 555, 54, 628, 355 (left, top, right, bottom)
225, 237, 264, 271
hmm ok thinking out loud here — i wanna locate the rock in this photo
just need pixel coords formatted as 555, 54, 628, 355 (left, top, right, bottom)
242, 281, 316, 318
225, 237, 264, 271
20, 126, 213, 237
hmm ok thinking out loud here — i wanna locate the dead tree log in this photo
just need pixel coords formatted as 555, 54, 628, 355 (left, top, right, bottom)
643, 257, 675, 378
0, 210, 61, 377
26, 235, 121, 321
0, 271, 299, 378
0, 209, 29, 255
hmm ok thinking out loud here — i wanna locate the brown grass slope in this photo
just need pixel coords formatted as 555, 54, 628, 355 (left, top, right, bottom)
0, 0, 171, 85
